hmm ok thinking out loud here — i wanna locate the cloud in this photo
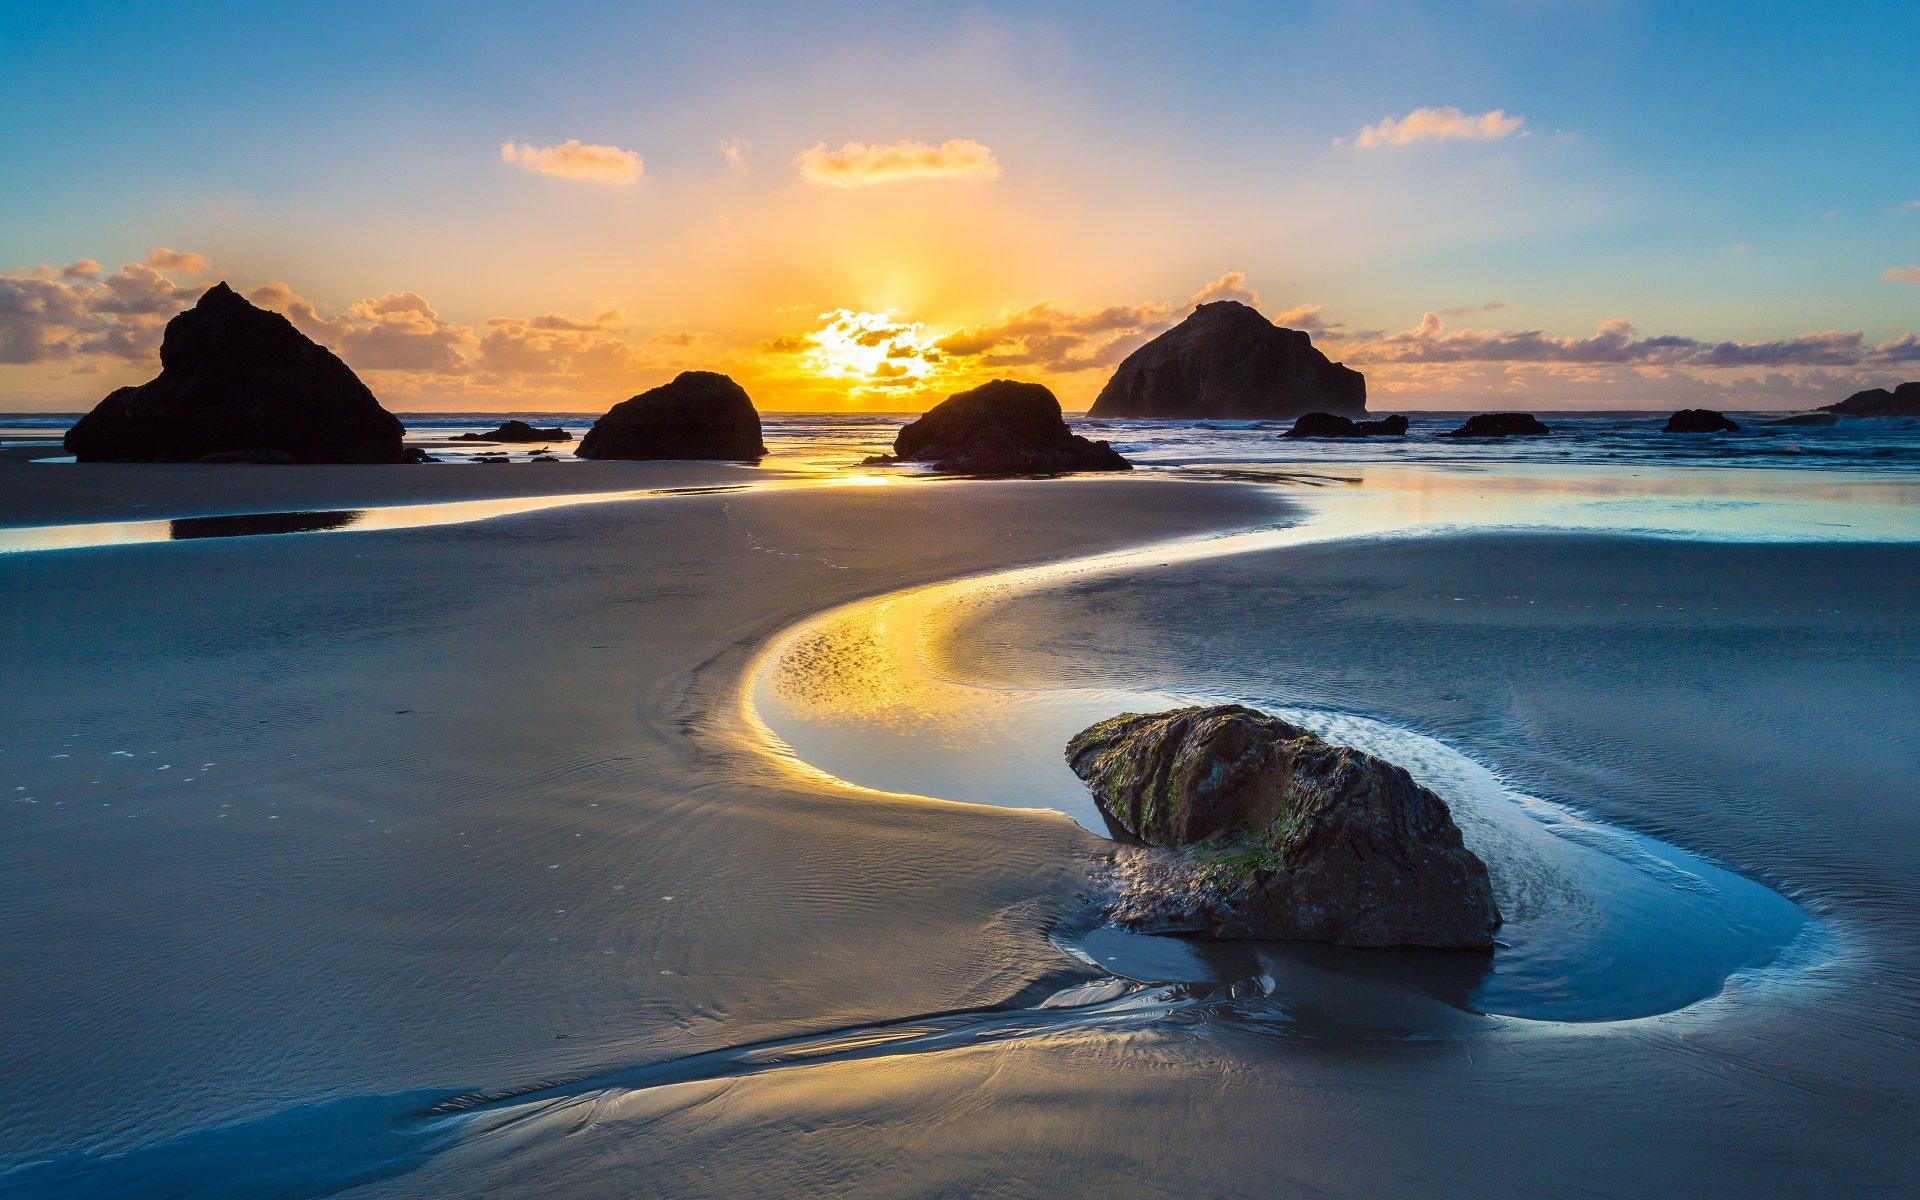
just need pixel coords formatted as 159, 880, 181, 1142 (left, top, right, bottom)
1189, 270, 1260, 308
0, 257, 206, 364
145, 248, 212, 275
60, 259, 100, 280
1333, 312, 1913, 369
935, 298, 1175, 371
500, 139, 643, 184
1436, 301, 1511, 317
1345, 106, 1526, 150
719, 138, 751, 173
1891, 200, 1920, 214
796, 138, 1001, 188
1885, 265, 1920, 284
1269, 303, 1341, 335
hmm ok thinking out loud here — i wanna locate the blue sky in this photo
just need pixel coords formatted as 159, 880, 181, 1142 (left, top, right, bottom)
3, 0, 1917, 409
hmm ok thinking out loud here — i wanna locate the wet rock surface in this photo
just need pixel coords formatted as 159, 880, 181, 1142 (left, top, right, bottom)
577, 372, 767, 461
1281, 412, 1409, 438
454, 420, 572, 443
64, 283, 406, 464
868, 379, 1129, 475
1066, 705, 1500, 949
1089, 301, 1367, 419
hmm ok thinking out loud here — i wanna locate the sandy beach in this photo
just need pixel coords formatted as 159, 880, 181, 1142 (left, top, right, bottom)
2, 455, 1915, 1197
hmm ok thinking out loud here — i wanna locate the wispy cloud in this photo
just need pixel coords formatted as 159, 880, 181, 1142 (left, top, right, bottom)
60, 259, 100, 280
145, 248, 212, 275
719, 138, 752, 173
1189, 270, 1260, 308
1335, 311, 1912, 368
796, 138, 1000, 188
1885, 265, 1920, 284
1891, 199, 1920, 215
500, 139, 643, 184
1344, 106, 1526, 150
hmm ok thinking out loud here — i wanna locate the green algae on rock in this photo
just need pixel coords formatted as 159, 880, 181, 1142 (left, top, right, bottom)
1066, 705, 1500, 949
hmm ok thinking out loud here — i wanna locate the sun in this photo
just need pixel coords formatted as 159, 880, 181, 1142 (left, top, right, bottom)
799, 310, 942, 390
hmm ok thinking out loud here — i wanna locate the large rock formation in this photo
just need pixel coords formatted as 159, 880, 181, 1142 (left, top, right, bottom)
1822, 382, 1920, 417
868, 379, 1129, 474
1066, 705, 1500, 949
1089, 301, 1366, 420
1439, 412, 1550, 438
577, 372, 767, 461
63, 283, 405, 464
1281, 412, 1409, 439
1663, 409, 1739, 433
453, 420, 571, 443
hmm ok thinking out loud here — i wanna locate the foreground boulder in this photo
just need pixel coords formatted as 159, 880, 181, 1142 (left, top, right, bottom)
1282, 412, 1409, 439
1439, 412, 1549, 438
1089, 301, 1367, 419
64, 283, 405, 464
1822, 381, 1920, 417
453, 420, 571, 443
1663, 409, 1739, 433
867, 379, 1129, 474
577, 372, 767, 460
1066, 705, 1500, 948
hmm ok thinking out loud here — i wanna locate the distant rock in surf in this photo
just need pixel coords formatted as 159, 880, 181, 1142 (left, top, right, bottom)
1764, 412, 1840, 427
1821, 381, 1920, 417
64, 283, 406, 464
866, 379, 1130, 475
1281, 412, 1409, 439
1088, 301, 1367, 420
453, 420, 572, 443
1066, 705, 1500, 949
577, 372, 767, 461
1663, 409, 1739, 433
1439, 412, 1550, 438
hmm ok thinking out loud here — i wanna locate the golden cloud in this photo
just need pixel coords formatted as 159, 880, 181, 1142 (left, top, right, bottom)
796, 138, 1001, 188
1885, 265, 1920, 284
500, 139, 643, 184
1347, 106, 1525, 149
145, 248, 213, 275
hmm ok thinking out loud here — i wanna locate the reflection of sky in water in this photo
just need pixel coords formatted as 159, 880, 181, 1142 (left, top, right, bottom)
746, 463, 1874, 1023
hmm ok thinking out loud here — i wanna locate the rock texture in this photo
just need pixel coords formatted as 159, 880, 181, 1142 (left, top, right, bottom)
1066, 705, 1500, 948
577, 372, 767, 461
453, 420, 571, 442
868, 379, 1129, 474
1089, 301, 1366, 420
1439, 412, 1550, 438
1282, 412, 1409, 439
64, 283, 405, 464
1663, 409, 1739, 433
1822, 382, 1920, 417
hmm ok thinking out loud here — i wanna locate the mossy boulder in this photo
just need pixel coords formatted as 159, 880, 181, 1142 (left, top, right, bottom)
1066, 705, 1500, 948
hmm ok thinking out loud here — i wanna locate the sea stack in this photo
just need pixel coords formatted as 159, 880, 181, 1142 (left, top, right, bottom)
453, 420, 572, 443
1282, 412, 1409, 439
577, 372, 768, 461
1089, 301, 1366, 420
869, 379, 1130, 475
1821, 382, 1920, 417
1439, 412, 1550, 438
63, 283, 406, 464
1067, 705, 1500, 949
1663, 409, 1739, 433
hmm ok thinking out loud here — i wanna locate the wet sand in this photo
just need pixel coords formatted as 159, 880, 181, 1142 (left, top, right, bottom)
2, 463, 1916, 1196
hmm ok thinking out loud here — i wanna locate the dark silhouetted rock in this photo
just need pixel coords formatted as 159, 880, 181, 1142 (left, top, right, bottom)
452, 420, 572, 443
868, 379, 1129, 475
1663, 409, 1739, 433
1439, 412, 1550, 438
577, 372, 767, 461
1089, 301, 1366, 420
401, 447, 436, 463
1066, 705, 1500, 948
1282, 411, 1409, 439
1821, 382, 1920, 417
1764, 412, 1840, 427
64, 283, 405, 464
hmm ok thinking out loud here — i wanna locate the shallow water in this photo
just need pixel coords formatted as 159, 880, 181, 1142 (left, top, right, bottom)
748, 463, 1916, 1024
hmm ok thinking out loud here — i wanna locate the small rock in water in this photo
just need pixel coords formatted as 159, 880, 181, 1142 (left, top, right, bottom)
1438, 412, 1550, 439
1663, 408, 1739, 433
866, 379, 1129, 475
1066, 704, 1501, 949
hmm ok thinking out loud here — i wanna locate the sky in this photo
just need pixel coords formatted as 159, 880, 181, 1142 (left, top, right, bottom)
2, 0, 1917, 412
